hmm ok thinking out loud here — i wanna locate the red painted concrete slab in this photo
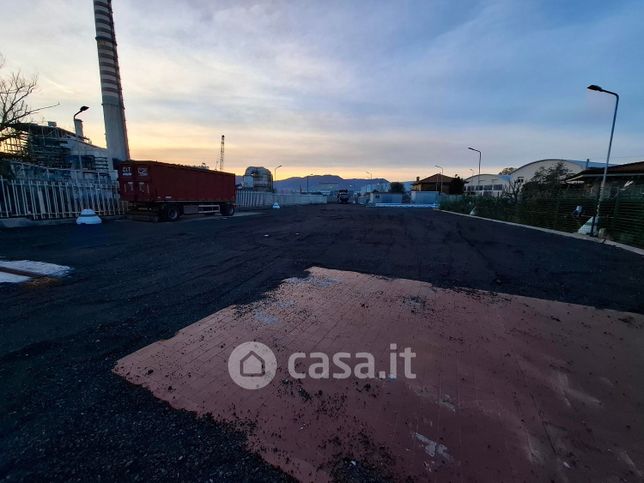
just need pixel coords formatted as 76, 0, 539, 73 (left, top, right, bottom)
115, 267, 644, 481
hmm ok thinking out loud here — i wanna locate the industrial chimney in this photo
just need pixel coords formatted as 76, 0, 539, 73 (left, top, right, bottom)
93, 0, 130, 164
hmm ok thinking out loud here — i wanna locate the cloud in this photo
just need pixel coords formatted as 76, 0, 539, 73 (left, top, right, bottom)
1, 0, 643, 179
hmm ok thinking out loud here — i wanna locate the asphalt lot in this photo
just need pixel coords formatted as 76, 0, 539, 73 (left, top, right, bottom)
1, 204, 643, 481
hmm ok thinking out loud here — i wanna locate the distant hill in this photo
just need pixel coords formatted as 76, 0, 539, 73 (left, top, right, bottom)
274, 175, 389, 192
235, 173, 416, 192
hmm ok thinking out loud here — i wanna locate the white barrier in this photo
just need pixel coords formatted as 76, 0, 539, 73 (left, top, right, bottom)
0, 177, 125, 220
236, 191, 327, 208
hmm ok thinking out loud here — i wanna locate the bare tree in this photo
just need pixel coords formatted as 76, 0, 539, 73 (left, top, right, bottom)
0, 54, 39, 144
502, 178, 523, 203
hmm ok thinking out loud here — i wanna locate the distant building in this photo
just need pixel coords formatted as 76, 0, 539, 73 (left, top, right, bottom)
369, 192, 403, 205
412, 174, 453, 193
360, 182, 390, 194
566, 160, 644, 196
464, 174, 510, 197
242, 166, 273, 191
317, 182, 338, 195
465, 159, 610, 197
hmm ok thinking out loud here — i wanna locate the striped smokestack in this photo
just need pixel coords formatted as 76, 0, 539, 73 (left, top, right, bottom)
94, 0, 130, 163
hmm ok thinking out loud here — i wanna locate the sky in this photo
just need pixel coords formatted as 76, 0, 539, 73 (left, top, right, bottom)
1, 0, 643, 180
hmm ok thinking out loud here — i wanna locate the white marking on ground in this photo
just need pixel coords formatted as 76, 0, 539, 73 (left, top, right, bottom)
0, 272, 31, 284
617, 449, 642, 478
0, 260, 72, 277
414, 432, 453, 461
439, 394, 457, 412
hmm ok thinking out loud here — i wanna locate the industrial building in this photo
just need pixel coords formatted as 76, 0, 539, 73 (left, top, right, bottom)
465, 159, 609, 197
241, 166, 274, 192
0, 121, 110, 174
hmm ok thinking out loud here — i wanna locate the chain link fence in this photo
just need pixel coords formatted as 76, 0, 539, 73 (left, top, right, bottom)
440, 191, 644, 248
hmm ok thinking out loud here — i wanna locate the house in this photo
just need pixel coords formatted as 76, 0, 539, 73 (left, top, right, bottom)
412, 174, 454, 194
565, 161, 644, 196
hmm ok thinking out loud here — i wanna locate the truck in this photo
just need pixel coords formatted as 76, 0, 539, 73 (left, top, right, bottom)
118, 161, 236, 221
337, 189, 350, 204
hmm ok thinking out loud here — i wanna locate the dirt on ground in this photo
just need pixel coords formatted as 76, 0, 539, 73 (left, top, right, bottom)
1, 205, 643, 481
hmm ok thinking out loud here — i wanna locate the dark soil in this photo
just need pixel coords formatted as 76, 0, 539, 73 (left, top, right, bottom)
1, 205, 642, 481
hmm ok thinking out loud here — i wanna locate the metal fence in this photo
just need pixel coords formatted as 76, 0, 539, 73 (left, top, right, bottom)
236, 191, 327, 208
0, 176, 125, 220
440, 191, 644, 248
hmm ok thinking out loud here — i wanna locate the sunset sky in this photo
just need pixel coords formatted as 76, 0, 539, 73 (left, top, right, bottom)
1, 0, 643, 180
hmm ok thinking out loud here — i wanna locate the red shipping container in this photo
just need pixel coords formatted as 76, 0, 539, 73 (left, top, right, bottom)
118, 161, 236, 220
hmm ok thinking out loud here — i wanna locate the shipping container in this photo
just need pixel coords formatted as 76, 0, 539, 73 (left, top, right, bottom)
118, 161, 236, 221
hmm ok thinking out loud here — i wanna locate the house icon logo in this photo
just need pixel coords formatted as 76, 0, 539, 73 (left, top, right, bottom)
228, 341, 277, 390
240, 350, 266, 377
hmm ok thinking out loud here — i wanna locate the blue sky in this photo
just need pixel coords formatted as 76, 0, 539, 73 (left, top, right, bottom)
1, 0, 643, 179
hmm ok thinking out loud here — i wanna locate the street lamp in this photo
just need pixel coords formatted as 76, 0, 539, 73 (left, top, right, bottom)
273, 164, 282, 192
468, 169, 474, 194
587, 84, 619, 236
74, 105, 89, 121
73, 106, 89, 171
468, 147, 481, 194
435, 164, 444, 194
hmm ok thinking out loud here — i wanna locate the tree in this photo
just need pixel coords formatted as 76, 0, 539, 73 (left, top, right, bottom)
449, 175, 465, 195
389, 181, 405, 193
1, 55, 39, 144
522, 162, 571, 196
502, 178, 523, 203
0, 55, 40, 178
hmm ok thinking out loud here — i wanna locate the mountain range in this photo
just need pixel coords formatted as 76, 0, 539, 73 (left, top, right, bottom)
235, 174, 397, 192
275, 175, 391, 192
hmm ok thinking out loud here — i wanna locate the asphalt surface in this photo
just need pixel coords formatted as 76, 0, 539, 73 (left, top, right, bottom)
1, 204, 643, 481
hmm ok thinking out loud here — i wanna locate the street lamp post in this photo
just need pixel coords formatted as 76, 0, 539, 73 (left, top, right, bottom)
587, 84, 619, 237
468, 169, 474, 193
468, 147, 481, 195
306, 173, 314, 193
435, 164, 444, 194
273, 165, 282, 192
73, 106, 89, 171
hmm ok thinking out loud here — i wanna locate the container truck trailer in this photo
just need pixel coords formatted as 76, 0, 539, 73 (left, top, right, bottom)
118, 161, 236, 221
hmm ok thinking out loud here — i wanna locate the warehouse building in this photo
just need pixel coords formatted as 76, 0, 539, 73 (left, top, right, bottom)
465, 159, 608, 197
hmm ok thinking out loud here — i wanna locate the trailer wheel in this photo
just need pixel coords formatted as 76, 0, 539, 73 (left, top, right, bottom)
221, 203, 235, 217
164, 205, 181, 222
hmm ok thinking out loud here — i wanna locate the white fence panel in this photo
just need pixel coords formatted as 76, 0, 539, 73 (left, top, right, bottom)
0, 177, 126, 220
236, 191, 327, 208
